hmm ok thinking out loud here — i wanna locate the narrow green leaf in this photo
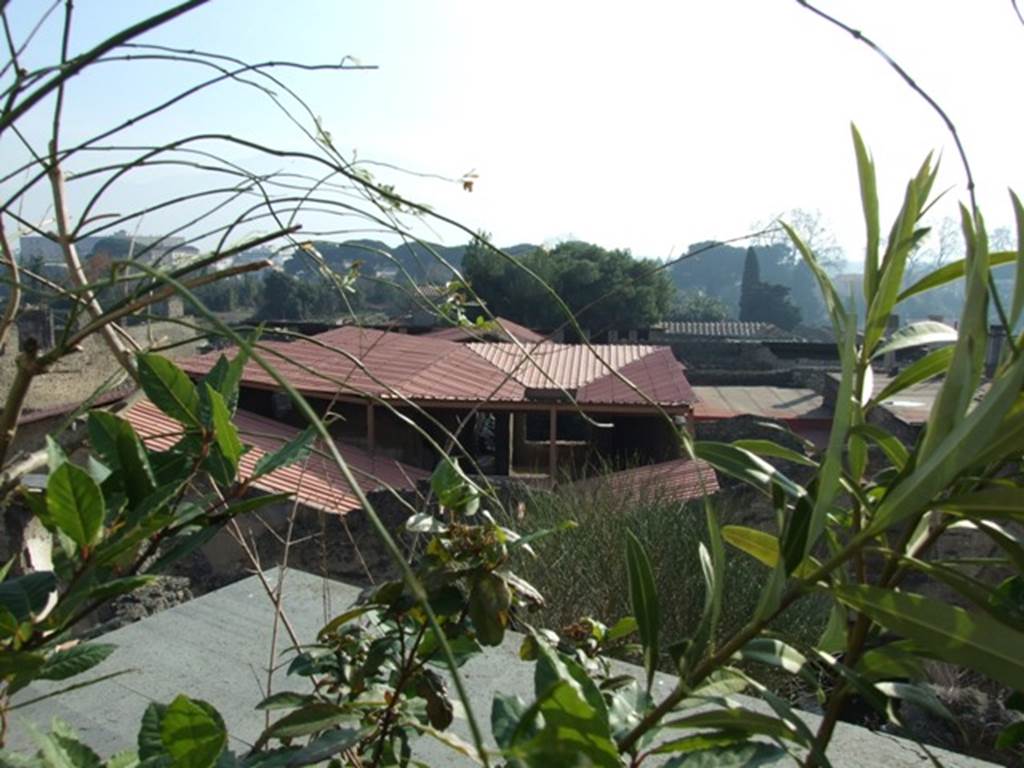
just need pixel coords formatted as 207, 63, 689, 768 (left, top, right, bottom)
867, 346, 954, 408
848, 424, 909, 470
137, 354, 201, 428
254, 691, 315, 711
722, 526, 779, 569
160, 695, 227, 768
939, 486, 1024, 519
694, 442, 806, 500
832, 584, 1024, 691
782, 222, 846, 341
625, 530, 660, 691
260, 703, 353, 741
898, 249, 1015, 303
731, 439, 816, 467
47, 463, 105, 550
870, 321, 957, 359
663, 742, 787, 767
1011, 190, 1024, 327
852, 124, 880, 305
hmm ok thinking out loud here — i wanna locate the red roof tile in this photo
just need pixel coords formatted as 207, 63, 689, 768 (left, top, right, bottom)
178, 328, 695, 409
122, 398, 427, 515
570, 458, 719, 504
424, 317, 545, 344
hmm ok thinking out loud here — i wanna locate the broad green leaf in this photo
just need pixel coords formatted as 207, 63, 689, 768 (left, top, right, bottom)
46, 463, 104, 550
832, 584, 1024, 691
137, 354, 201, 428
662, 707, 801, 744
897, 249, 1015, 303
870, 320, 957, 359
852, 124, 881, 305
259, 703, 354, 742
46, 436, 68, 472
694, 442, 805, 500
87, 412, 156, 507
37, 643, 116, 681
867, 345, 954, 409
204, 385, 242, 472
1011, 190, 1024, 327
0, 571, 57, 622
160, 695, 227, 768
252, 427, 315, 479
625, 530, 659, 691
0, 651, 45, 678
491, 694, 531, 751
663, 743, 787, 767
731, 439, 816, 467
468, 572, 511, 647
429, 457, 480, 516
137, 703, 167, 760
254, 691, 315, 711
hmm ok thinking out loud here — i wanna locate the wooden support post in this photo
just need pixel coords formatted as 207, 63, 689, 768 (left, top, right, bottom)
548, 408, 558, 481
367, 403, 376, 452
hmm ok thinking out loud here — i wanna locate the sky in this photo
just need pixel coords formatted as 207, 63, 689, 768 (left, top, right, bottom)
3, 0, 1023, 269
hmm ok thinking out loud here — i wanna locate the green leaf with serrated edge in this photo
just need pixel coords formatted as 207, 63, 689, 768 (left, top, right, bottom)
47, 463, 105, 550
86, 576, 157, 603
731, 439, 816, 467
251, 427, 315, 479
204, 385, 242, 471
254, 691, 314, 711
258, 703, 353, 743
37, 643, 116, 681
832, 584, 1024, 691
625, 530, 659, 691
871, 320, 957, 359
0, 651, 45, 678
87, 412, 156, 507
694, 442, 806, 500
0, 571, 56, 622
898, 250, 1015, 302
849, 424, 909, 470
160, 695, 226, 768
137, 354, 201, 428
138, 703, 168, 761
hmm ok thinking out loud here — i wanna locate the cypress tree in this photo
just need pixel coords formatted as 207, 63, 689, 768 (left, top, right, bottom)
740, 246, 761, 321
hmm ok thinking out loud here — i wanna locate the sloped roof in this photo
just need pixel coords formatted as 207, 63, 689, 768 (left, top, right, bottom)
692, 386, 831, 421
122, 398, 427, 515
657, 321, 793, 339
570, 458, 719, 504
178, 327, 696, 409
425, 317, 545, 344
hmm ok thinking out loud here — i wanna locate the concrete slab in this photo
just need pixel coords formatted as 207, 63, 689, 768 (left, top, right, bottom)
9, 570, 994, 766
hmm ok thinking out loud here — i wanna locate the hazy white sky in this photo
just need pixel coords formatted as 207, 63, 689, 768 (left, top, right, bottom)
4, 1, 1022, 266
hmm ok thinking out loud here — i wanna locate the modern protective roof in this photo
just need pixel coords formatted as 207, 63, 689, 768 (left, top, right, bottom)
424, 317, 545, 344
692, 386, 831, 421
178, 327, 696, 409
122, 398, 426, 515
656, 321, 793, 339
570, 457, 719, 504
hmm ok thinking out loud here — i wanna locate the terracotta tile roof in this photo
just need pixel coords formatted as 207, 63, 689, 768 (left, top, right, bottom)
570, 458, 719, 504
424, 317, 545, 344
657, 321, 792, 339
122, 398, 427, 515
178, 328, 696, 409
692, 386, 831, 421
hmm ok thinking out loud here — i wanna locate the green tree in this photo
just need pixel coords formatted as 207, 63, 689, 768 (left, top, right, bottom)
739, 246, 802, 330
667, 290, 731, 321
